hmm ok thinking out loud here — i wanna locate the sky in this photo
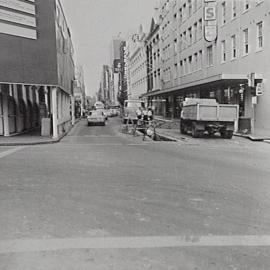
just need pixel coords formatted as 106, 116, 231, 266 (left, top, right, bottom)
62, 0, 158, 96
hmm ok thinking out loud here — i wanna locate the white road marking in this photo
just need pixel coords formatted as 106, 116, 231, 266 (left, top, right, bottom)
1, 235, 270, 254
0, 146, 26, 159
59, 143, 150, 146
67, 135, 119, 138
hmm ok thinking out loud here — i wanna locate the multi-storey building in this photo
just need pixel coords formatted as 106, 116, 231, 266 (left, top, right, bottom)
74, 66, 86, 117
98, 65, 114, 107
144, 0, 270, 134
127, 25, 148, 99
118, 41, 128, 103
145, 17, 163, 115
0, 0, 75, 138
110, 38, 124, 104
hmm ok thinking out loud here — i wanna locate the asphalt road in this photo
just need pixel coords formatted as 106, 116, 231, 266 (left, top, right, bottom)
1, 117, 270, 269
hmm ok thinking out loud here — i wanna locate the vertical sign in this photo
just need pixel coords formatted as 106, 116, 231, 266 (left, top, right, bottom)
204, 0, 217, 42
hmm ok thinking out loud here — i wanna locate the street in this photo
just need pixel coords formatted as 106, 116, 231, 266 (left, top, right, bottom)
1, 118, 270, 269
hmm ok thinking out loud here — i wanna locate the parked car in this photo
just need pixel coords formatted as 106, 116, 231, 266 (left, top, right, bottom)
87, 110, 106, 126
109, 108, 118, 117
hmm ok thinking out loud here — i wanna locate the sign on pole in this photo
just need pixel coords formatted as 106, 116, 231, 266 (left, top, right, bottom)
256, 83, 264, 96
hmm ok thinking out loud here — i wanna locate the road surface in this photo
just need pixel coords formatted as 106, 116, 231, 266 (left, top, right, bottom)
1, 118, 270, 269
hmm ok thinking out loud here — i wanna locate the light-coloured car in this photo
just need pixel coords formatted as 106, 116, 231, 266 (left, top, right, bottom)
87, 110, 106, 126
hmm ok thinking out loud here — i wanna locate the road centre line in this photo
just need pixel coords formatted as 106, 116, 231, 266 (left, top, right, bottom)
67, 135, 119, 137
0, 146, 26, 159
59, 143, 151, 146
1, 235, 270, 254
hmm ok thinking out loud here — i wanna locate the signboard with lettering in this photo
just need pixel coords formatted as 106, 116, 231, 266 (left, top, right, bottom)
204, 6, 216, 21
256, 83, 264, 96
204, 25, 217, 42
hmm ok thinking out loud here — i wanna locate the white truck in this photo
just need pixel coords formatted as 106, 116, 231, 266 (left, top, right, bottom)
122, 99, 145, 124
180, 98, 239, 139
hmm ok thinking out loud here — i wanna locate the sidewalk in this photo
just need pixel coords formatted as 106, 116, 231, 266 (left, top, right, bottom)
0, 120, 80, 146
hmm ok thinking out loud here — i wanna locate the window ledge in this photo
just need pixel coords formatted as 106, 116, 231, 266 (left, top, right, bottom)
255, 48, 263, 53
242, 9, 250, 15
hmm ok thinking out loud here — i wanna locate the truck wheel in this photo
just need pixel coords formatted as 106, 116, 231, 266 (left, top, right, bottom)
180, 121, 186, 134
221, 130, 233, 139
192, 125, 200, 138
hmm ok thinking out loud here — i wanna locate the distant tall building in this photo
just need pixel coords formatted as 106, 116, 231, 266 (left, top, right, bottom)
98, 65, 113, 106
118, 41, 128, 103
110, 38, 124, 105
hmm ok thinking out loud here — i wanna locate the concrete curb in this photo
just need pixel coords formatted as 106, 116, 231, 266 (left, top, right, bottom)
233, 133, 269, 142
0, 119, 81, 146
154, 132, 179, 142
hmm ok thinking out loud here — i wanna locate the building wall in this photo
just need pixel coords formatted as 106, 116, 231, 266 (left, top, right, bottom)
55, 0, 75, 94
153, 0, 270, 132
0, 0, 58, 85
128, 30, 148, 99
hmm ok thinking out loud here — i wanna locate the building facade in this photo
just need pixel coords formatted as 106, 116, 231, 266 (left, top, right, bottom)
0, 0, 75, 138
145, 17, 164, 116
98, 65, 114, 107
74, 66, 86, 118
126, 25, 148, 99
144, 0, 270, 134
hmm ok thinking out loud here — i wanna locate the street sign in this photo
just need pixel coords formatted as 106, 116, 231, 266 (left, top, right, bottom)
204, 6, 216, 21
256, 83, 264, 96
204, 25, 217, 42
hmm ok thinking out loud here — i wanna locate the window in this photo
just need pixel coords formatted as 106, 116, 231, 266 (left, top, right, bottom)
232, 0, 237, 18
194, 22, 198, 42
231, 35, 236, 59
180, 60, 183, 76
174, 39, 178, 53
188, 56, 192, 73
244, 0, 250, 10
198, 19, 202, 39
183, 3, 187, 21
183, 59, 187, 75
221, 2, 226, 25
179, 8, 182, 23
174, 63, 178, 79
243, 28, 249, 54
179, 34, 183, 51
207, 45, 213, 66
199, 50, 203, 69
188, 27, 192, 45
194, 53, 198, 71
257, 21, 263, 49
221, 40, 226, 62
188, 0, 192, 17
194, 0, 197, 12
183, 31, 187, 49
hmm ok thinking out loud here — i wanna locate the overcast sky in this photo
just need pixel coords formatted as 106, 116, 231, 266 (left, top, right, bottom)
62, 0, 158, 96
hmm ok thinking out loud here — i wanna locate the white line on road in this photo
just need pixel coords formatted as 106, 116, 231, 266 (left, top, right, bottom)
67, 135, 119, 138
1, 235, 270, 254
0, 146, 26, 159
58, 143, 150, 146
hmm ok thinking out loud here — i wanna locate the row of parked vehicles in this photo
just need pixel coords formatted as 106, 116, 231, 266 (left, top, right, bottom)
86, 102, 120, 126
86, 98, 239, 139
